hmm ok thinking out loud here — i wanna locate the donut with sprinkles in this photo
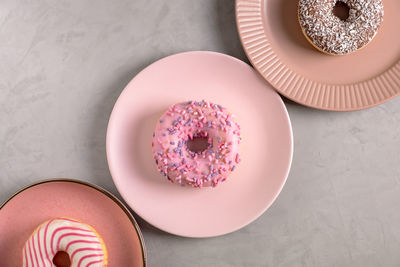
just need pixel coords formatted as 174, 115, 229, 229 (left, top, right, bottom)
152, 100, 241, 188
298, 0, 384, 55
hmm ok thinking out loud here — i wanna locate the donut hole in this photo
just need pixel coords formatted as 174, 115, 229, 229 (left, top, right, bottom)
53, 251, 71, 267
333, 1, 350, 21
187, 135, 210, 153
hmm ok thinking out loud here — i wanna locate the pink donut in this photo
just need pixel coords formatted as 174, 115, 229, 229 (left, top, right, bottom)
152, 100, 241, 188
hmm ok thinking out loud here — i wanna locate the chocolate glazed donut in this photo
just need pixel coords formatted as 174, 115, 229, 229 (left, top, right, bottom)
298, 0, 384, 55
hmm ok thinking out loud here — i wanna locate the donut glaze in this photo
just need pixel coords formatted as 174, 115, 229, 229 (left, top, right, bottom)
298, 0, 384, 55
152, 100, 241, 188
22, 218, 107, 267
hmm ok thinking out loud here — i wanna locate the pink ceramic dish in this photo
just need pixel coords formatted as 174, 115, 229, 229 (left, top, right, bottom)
107, 51, 293, 237
0, 179, 146, 267
236, 0, 400, 111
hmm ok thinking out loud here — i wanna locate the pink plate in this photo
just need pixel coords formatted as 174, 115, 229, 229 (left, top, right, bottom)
107, 51, 293, 238
0, 179, 146, 266
236, 0, 400, 111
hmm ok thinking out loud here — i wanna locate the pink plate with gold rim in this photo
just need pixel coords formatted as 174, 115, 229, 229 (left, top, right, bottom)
106, 51, 293, 238
236, 0, 400, 111
0, 179, 146, 266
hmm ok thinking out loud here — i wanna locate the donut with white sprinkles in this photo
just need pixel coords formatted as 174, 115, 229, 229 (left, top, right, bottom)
298, 0, 384, 55
152, 100, 242, 188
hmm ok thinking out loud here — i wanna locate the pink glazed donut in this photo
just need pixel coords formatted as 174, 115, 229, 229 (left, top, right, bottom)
152, 100, 241, 188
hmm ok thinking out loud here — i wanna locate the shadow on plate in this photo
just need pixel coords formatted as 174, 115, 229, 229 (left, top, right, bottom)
131, 108, 170, 185
275, 0, 315, 51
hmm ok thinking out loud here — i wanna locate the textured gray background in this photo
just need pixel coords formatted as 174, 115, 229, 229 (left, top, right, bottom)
1, 0, 400, 266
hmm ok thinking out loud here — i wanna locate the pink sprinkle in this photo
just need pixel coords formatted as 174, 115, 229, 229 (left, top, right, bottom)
235, 154, 240, 163
177, 164, 185, 170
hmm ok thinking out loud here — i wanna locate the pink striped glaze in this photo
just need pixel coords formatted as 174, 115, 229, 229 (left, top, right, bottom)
152, 100, 242, 188
87, 259, 105, 266
22, 218, 107, 267
36, 226, 45, 265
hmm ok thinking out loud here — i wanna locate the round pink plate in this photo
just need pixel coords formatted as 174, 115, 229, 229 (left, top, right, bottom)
236, 0, 400, 111
0, 179, 146, 266
107, 51, 293, 237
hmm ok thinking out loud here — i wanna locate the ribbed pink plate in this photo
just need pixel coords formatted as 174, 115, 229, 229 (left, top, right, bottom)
236, 0, 400, 111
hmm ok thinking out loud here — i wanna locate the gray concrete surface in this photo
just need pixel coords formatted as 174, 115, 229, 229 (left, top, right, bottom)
1, 0, 400, 266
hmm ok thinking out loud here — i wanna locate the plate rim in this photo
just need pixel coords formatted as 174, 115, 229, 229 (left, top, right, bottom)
235, 0, 400, 111
106, 50, 294, 238
0, 178, 147, 267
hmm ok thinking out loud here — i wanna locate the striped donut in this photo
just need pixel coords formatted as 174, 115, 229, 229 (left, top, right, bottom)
22, 218, 108, 267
